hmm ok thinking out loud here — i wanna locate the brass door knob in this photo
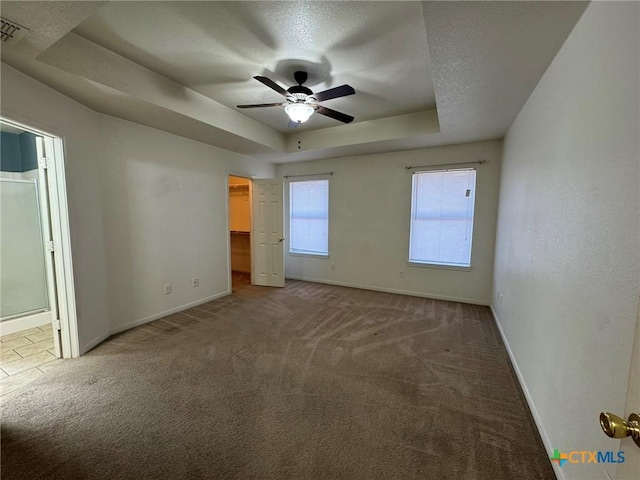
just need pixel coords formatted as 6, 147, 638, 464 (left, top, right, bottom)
600, 412, 640, 448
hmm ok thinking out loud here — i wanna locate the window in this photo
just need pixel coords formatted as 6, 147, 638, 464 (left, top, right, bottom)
289, 179, 329, 256
409, 168, 476, 267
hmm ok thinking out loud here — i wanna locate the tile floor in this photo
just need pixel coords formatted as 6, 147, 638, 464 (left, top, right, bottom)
0, 324, 66, 396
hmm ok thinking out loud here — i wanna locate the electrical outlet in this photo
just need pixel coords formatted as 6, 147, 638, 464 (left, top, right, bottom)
192, 277, 199, 287
399, 271, 404, 278
164, 284, 172, 295
330, 263, 335, 271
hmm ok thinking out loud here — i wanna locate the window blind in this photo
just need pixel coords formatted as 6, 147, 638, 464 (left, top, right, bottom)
409, 169, 476, 267
289, 179, 329, 255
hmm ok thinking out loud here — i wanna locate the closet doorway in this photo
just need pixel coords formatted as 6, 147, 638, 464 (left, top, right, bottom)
228, 175, 252, 291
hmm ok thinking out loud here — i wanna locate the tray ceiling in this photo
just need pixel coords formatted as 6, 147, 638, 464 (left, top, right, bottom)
0, 1, 587, 163
73, 1, 436, 133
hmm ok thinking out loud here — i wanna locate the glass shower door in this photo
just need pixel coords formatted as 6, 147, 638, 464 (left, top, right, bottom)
0, 178, 50, 321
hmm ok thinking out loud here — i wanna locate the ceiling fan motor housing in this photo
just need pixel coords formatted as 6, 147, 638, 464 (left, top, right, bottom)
287, 85, 313, 96
287, 86, 316, 105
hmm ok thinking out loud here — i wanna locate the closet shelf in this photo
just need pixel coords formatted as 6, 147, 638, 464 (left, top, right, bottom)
230, 230, 250, 235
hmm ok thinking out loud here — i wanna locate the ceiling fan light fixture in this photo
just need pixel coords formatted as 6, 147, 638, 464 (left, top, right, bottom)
285, 103, 314, 123
238, 73, 355, 126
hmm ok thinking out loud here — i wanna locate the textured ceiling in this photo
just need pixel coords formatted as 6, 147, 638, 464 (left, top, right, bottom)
422, 1, 589, 137
73, 1, 435, 133
0, 1, 588, 163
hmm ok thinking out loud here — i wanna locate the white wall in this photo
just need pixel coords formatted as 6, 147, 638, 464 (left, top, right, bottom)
492, 3, 639, 480
1, 63, 275, 354
98, 117, 273, 336
2, 64, 111, 353
277, 141, 502, 304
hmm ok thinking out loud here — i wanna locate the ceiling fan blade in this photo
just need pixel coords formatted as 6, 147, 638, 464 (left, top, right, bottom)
254, 76, 289, 97
316, 106, 354, 124
313, 84, 355, 102
237, 103, 284, 108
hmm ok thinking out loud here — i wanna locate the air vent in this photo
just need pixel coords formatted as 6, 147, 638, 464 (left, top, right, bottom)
1, 17, 28, 43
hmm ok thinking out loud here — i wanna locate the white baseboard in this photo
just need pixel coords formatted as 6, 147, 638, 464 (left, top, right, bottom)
109, 291, 231, 336
490, 305, 562, 480
285, 275, 489, 306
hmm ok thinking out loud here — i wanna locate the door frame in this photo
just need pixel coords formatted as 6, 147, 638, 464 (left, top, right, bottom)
226, 172, 254, 290
0, 115, 79, 358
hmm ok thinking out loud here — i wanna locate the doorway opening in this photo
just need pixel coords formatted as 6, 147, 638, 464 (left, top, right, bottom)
228, 175, 252, 292
0, 117, 78, 372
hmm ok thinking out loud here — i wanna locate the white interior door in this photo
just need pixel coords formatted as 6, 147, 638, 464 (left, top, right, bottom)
252, 179, 284, 287
614, 303, 639, 479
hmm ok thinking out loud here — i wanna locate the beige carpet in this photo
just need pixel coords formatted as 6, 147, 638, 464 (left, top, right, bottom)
1, 276, 555, 479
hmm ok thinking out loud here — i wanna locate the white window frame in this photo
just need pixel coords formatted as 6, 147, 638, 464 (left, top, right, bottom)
287, 176, 330, 257
408, 167, 477, 270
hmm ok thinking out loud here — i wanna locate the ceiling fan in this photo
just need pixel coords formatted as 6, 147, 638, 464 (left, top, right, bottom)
237, 71, 355, 127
